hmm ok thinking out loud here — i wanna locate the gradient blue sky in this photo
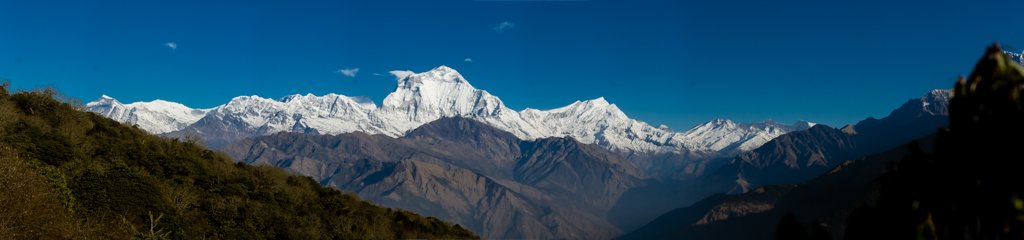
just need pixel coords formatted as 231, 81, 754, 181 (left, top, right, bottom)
2, 0, 1022, 129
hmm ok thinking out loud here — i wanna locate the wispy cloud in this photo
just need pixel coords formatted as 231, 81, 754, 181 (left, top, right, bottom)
493, 21, 515, 33
165, 42, 177, 50
337, 68, 359, 77
464, 58, 473, 63
372, 73, 384, 76
389, 70, 415, 80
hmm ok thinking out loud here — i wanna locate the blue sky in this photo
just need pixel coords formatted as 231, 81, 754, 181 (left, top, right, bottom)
1, 0, 1022, 129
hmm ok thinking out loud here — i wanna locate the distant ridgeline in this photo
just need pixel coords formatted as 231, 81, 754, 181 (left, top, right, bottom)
0, 85, 477, 239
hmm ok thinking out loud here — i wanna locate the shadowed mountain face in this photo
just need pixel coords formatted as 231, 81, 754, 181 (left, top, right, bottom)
222, 117, 646, 239
623, 47, 1022, 240
839, 45, 1024, 240
619, 185, 797, 240
700, 89, 950, 194
620, 138, 925, 240
607, 90, 952, 237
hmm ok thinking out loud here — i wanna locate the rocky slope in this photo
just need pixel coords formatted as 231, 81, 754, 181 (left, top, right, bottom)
222, 117, 646, 239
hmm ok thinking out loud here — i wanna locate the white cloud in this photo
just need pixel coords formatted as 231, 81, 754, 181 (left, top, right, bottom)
493, 21, 515, 33
372, 73, 384, 76
389, 70, 415, 80
337, 68, 359, 77
165, 42, 177, 50
464, 58, 473, 62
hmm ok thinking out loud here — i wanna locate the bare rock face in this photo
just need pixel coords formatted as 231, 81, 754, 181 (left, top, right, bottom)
223, 117, 642, 239
516, 137, 643, 210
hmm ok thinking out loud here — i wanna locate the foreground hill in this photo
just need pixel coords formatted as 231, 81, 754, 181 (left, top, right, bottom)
0, 86, 476, 239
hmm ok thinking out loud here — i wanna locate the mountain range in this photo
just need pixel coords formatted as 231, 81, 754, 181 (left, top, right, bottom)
86, 66, 810, 161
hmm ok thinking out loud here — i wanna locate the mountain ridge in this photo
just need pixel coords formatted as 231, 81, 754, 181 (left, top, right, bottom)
87, 66, 807, 158
222, 116, 646, 239
702, 89, 951, 194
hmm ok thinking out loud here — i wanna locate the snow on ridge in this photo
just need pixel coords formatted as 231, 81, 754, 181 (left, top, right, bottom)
86, 66, 800, 154
681, 119, 811, 153
85, 95, 213, 134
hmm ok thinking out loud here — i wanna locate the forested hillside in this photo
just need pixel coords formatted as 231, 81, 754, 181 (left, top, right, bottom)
0, 84, 476, 239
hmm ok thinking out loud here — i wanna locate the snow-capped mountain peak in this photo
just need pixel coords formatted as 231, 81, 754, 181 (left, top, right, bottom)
543, 97, 626, 119
587, 96, 610, 106
418, 65, 466, 82
682, 118, 809, 154
392, 65, 470, 91
703, 118, 738, 128
922, 89, 952, 116
85, 95, 123, 117
793, 120, 818, 130
380, 66, 506, 124
85, 95, 211, 134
